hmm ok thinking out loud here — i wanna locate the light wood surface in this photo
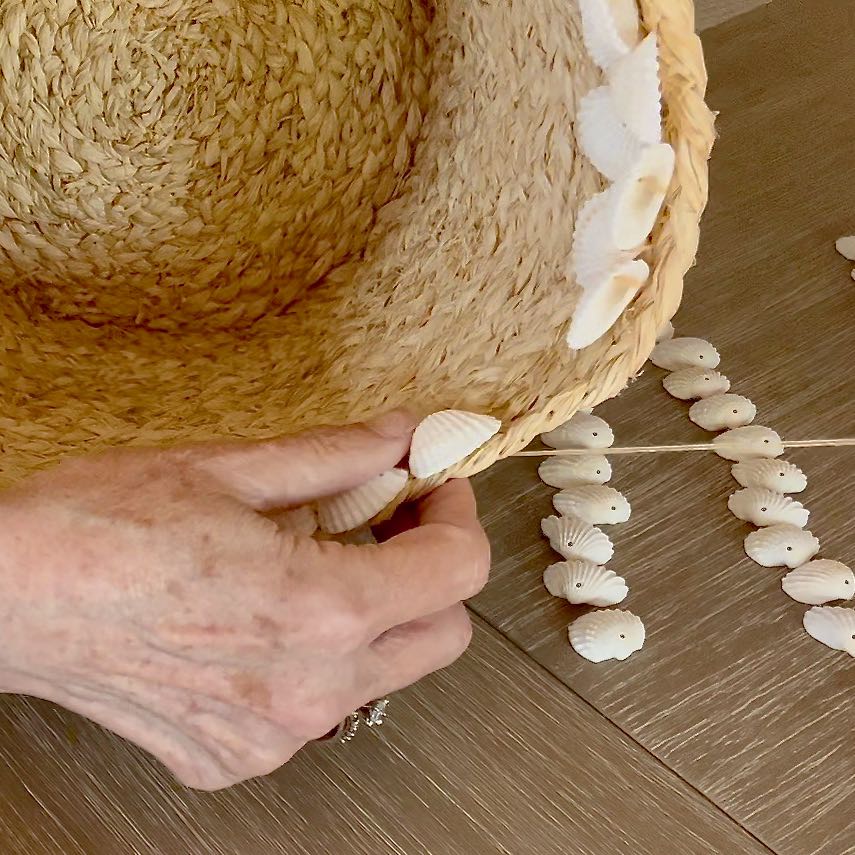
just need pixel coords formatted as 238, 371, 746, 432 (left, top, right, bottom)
473, 2, 855, 854
696, 0, 771, 30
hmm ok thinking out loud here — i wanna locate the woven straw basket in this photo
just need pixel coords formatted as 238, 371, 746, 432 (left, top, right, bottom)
0, 1, 714, 518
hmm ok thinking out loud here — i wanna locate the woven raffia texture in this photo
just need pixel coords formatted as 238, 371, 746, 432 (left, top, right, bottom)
0, 0, 715, 501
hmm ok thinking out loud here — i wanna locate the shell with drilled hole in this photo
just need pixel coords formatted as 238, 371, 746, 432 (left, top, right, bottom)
541, 515, 615, 564
713, 427, 784, 462
318, 469, 409, 534
409, 411, 500, 478
606, 33, 662, 143
553, 485, 631, 526
662, 368, 731, 400
731, 459, 807, 494
744, 525, 820, 569
728, 489, 809, 529
803, 607, 855, 656
650, 337, 720, 371
541, 413, 615, 449
539, 455, 612, 488
578, 86, 645, 181
782, 561, 855, 606
544, 561, 629, 607
688, 394, 756, 432
568, 609, 645, 663
577, 0, 640, 70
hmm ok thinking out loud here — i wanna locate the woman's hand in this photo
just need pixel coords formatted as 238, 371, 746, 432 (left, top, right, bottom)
0, 413, 490, 790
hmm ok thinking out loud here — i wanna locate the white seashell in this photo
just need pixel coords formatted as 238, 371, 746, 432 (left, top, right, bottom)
541, 515, 615, 564
554, 485, 631, 525
577, 86, 646, 181
541, 413, 615, 449
568, 609, 645, 663
688, 394, 757, 432
567, 259, 649, 349
544, 561, 629, 607
269, 505, 318, 536
650, 337, 721, 371
662, 368, 731, 400
578, 0, 640, 71
317, 468, 409, 534
538, 455, 612, 488
656, 320, 675, 342
782, 561, 855, 606
606, 33, 662, 144
713, 426, 784, 462
744, 525, 820, 569
731, 459, 807, 494
835, 235, 855, 261
728, 488, 809, 529
803, 606, 855, 657
410, 411, 501, 478
571, 190, 626, 291
608, 144, 675, 250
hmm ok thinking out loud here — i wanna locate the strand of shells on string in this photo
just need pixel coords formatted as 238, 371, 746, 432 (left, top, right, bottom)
651, 329, 855, 657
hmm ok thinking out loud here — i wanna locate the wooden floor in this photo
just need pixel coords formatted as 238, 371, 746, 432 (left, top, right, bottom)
2, 1, 855, 853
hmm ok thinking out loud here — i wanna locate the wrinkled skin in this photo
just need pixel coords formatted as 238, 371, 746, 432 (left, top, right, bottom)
0, 412, 490, 790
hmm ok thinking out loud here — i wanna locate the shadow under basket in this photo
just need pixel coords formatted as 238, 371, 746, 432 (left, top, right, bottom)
0, 0, 714, 518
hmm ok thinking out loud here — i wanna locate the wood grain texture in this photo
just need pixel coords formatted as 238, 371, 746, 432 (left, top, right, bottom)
695, 0, 771, 30
472, 2, 855, 854
0, 618, 771, 855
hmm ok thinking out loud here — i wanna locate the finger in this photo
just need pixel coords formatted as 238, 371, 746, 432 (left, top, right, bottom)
195, 410, 416, 510
356, 604, 473, 702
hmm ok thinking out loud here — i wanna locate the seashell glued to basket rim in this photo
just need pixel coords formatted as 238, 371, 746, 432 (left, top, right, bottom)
0, 1, 715, 526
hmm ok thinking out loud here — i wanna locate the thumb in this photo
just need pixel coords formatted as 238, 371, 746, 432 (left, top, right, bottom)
195, 410, 416, 510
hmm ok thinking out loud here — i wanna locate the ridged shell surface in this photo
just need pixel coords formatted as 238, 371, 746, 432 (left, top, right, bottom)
783, 561, 855, 606
606, 33, 662, 143
578, 86, 646, 181
662, 368, 730, 400
744, 525, 820, 569
541, 413, 615, 450
544, 561, 629, 607
568, 609, 645, 663
572, 190, 624, 291
689, 394, 757, 432
731, 459, 807, 494
553, 486, 631, 525
713, 427, 784, 462
318, 469, 409, 534
410, 411, 501, 478
578, 0, 640, 70
728, 489, 809, 529
541, 515, 615, 564
650, 337, 721, 371
539, 455, 612, 488
803, 607, 855, 656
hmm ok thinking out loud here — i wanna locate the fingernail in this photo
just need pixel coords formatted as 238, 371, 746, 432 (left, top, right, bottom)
366, 409, 418, 438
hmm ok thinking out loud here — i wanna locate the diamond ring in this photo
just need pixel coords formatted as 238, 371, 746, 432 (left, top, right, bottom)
319, 698, 390, 745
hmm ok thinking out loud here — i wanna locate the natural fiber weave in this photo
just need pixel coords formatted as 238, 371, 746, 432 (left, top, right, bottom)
0, 0, 715, 505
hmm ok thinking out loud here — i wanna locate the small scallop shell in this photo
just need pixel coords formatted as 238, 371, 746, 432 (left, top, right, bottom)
410, 411, 501, 478
578, 0, 640, 70
544, 561, 629, 607
538, 455, 612, 488
554, 486, 631, 526
731, 459, 807, 494
662, 368, 731, 400
577, 86, 646, 181
835, 235, 855, 261
541, 515, 615, 564
713, 426, 784, 462
782, 561, 855, 606
317, 468, 409, 534
269, 505, 318, 536
567, 259, 649, 349
744, 525, 820, 569
568, 609, 645, 663
650, 337, 721, 371
606, 33, 662, 143
656, 320, 675, 342
728, 488, 809, 529
803, 606, 855, 656
689, 394, 757, 432
541, 413, 615, 449
571, 190, 626, 291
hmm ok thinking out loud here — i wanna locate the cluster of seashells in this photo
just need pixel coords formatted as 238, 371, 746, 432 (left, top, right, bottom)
652, 330, 855, 657
568, 0, 674, 350
538, 412, 644, 664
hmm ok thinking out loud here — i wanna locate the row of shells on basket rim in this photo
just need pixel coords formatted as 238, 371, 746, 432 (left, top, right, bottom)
651, 331, 855, 657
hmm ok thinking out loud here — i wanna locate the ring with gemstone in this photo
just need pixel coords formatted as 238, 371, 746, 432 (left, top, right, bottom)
317, 698, 389, 745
